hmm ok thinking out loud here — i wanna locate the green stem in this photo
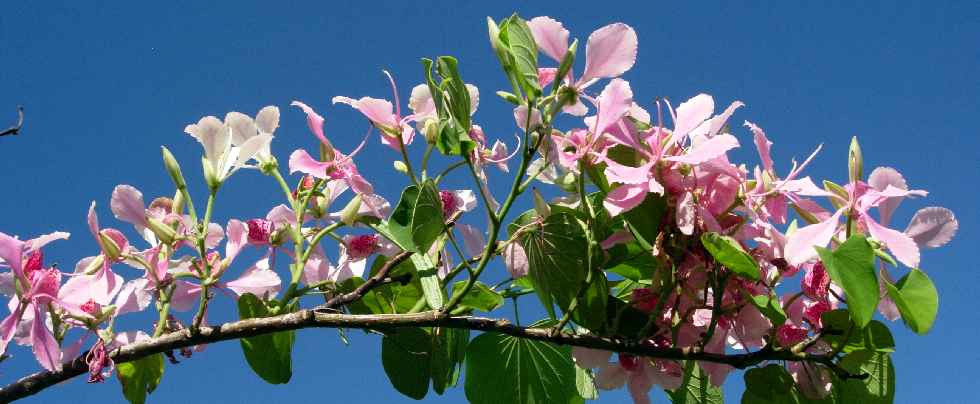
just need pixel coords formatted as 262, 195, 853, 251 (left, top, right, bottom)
420, 143, 435, 179
397, 132, 419, 185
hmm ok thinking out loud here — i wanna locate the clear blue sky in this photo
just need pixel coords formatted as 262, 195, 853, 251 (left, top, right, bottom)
1, 1, 976, 403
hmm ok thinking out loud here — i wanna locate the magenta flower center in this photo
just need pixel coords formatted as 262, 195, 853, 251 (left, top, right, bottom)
348, 234, 380, 259
80, 299, 101, 316
246, 219, 273, 244
439, 191, 457, 217
618, 353, 640, 371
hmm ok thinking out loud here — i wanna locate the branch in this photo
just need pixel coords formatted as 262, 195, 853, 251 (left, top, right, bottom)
0, 106, 24, 137
0, 306, 840, 402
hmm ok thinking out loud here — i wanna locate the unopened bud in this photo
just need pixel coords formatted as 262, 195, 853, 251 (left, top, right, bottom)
393, 160, 409, 174
340, 195, 363, 225
146, 217, 177, 244
83, 255, 106, 275
319, 140, 336, 162
422, 119, 440, 145
202, 156, 221, 191
495, 91, 522, 105
557, 86, 578, 108
848, 136, 863, 183
161, 146, 186, 189
171, 191, 185, 215
98, 231, 123, 261
532, 188, 551, 218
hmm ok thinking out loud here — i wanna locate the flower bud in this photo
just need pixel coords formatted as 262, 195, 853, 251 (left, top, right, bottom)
422, 119, 440, 145
339, 195, 363, 225
495, 91, 521, 105
98, 230, 123, 261
83, 255, 106, 275
202, 156, 221, 191
246, 219, 273, 244
532, 188, 551, 218
822, 180, 848, 210
393, 160, 409, 175
161, 146, 187, 189
557, 86, 578, 108
171, 191, 185, 215
146, 217, 177, 245
848, 136, 863, 183
319, 140, 336, 162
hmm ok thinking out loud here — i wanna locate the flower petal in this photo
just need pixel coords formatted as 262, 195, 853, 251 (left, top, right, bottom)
904, 206, 957, 248
578, 23, 638, 86
527, 16, 569, 62
111, 185, 148, 228
784, 209, 843, 266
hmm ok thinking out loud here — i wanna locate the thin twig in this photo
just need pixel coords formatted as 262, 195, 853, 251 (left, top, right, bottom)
0, 106, 25, 137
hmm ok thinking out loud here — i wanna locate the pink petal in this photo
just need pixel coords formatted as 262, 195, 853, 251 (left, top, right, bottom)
30, 305, 61, 371
169, 280, 202, 312
787, 362, 832, 400
25, 232, 70, 252
578, 23, 638, 87
456, 224, 485, 258
744, 121, 773, 171
87, 202, 100, 239
604, 160, 654, 186
332, 96, 398, 128
288, 149, 331, 179
594, 363, 628, 390
672, 94, 714, 139
905, 206, 957, 248
571, 346, 612, 368
604, 183, 648, 217
204, 222, 224, 250
666, 133, 739, 165
302, 246, 333, 285
0, 305, 26, 356
865, 216, 919, 268
0, 232, 24, 278
503, 243, 528, 278
513, 105, 542, 131
225, 219, 248, 261
290, 101, 329, 146
868, 167, 908, 226
222, 257, 282, 299
627, 367, 655, 404
784, 209, 843, 266
255, 105, 280, 135
676, 191, 697, 235
408, 84, 436, 121
600, 230, 633, 250
592, 78, 633, 137
114, 278, 152, 315
694, 101, 745, 139
527, 16, 569, 62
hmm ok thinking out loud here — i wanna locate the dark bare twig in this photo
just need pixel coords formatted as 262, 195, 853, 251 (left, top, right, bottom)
0, 106, 24, 137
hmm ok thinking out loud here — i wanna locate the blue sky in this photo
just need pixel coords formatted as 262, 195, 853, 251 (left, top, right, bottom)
0, 1, 977, 403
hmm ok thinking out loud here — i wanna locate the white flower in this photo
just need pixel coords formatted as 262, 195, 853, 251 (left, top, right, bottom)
184, 106, 279, 186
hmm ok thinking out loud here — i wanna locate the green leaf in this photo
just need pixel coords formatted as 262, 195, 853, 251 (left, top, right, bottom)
622, 193, 667, 251
748, 293, 787, 327
701, 233, 759, 280
420, 58, 446, 120
386, 181, 445, 253
382, 328, 432, 400
606, 242, 658, 281
669, 361, 724, 404
116, 353, 164, 404
742, 364, 795, 403
884, 268, 938, 334
436, 56, 472, 131
574, 364, 598, 400
816, 235, 878, 327
237, 293, 294, 384
571, 271, 609, 332
450, 281, 504, 312
464, 332, 579, 404
521, 211, 590, 318
413, 253, 445, 310
837, 350, 895, 403
430, 327, 468, 395
499, 14, 540, 99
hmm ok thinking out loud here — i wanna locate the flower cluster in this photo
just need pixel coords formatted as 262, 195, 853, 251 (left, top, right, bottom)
0, 13, 958, 404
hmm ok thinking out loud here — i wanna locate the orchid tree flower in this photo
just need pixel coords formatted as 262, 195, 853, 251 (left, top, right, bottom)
333, 72, 445, 152
527, 16, 638, 116
572, 347, 682, 404
334, 234, 399, 282
184, 106, 279, 188
783, 167, 929, 267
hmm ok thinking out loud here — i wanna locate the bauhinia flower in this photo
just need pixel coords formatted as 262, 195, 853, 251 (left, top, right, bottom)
184, 106, 279, 188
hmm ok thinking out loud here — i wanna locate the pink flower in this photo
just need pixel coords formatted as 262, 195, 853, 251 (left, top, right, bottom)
85, 338, 113, 383
801, 263, 831, 300
527, 17, 638, 115
777, 324, 808, 347
246, 219, 273, 245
